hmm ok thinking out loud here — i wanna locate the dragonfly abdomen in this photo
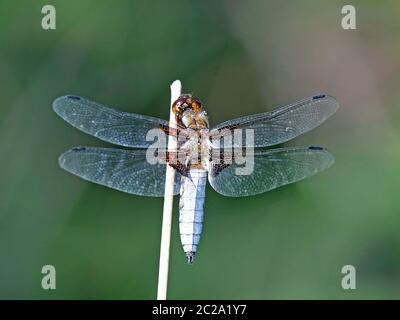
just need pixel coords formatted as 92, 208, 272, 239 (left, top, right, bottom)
179, 168, 207, 264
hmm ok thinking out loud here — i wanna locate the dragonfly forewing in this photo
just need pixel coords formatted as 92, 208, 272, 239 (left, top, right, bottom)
209, 94, 339, 148
53, 95, 170, 148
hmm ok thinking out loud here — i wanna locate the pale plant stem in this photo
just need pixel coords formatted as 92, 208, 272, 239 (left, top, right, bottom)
156, 80, 181, 300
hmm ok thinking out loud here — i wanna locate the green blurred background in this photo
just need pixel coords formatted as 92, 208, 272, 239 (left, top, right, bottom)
0, 0, 399, 299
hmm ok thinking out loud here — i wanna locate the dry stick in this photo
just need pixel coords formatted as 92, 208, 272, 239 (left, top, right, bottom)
157, 80, 181, 300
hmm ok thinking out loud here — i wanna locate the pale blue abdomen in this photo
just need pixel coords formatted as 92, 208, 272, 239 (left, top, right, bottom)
179, 168, 207, 264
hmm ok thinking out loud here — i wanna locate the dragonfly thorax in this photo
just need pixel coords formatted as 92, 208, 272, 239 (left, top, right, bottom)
179, 130, 210, 170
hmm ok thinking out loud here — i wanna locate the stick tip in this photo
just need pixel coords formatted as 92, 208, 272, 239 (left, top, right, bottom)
170, 80, 182, 92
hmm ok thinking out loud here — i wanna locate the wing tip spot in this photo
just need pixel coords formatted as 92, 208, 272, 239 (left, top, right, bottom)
312, 94, 340, 110
309, 146, 324, 151
52, 95, 81, 114
58, 147, 87, 168
67, 95, 81, 101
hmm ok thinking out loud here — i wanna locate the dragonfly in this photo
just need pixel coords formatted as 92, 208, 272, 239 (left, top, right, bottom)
53, 93, 339, 264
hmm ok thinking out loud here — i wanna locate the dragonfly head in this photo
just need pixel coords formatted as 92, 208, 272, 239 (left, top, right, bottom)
172, 95, 209, 129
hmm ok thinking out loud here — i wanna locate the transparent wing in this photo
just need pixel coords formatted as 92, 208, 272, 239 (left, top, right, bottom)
59, 146, 181, 197
53, 95, 170, 148
208, 146, 334, 197
209, 95, 339, 147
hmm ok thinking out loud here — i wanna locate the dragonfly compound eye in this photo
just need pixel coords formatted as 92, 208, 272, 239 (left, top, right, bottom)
172, 95, 202, 115
191, 99, 202, 113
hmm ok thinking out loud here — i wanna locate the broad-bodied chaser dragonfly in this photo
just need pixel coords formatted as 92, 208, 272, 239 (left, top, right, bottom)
53, 93, 339, 264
